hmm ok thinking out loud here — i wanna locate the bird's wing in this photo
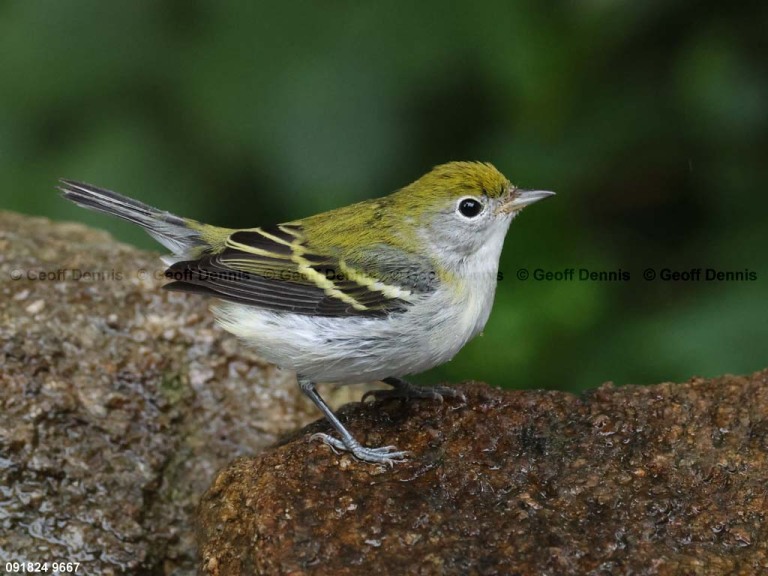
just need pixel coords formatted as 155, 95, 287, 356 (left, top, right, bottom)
163, 224, 437, 317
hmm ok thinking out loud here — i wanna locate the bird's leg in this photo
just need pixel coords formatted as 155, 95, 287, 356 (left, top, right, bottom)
362, 376, 467, 403
299, 375, 409, 465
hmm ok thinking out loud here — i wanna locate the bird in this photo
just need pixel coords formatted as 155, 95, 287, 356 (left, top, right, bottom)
59, 161, 554, 464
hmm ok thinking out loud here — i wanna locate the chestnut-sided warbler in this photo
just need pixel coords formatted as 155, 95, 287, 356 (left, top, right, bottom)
59, 162, 553, 464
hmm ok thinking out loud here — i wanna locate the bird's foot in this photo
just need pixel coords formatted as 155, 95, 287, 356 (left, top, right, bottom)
362, 377, 466, 403
310, 432, 410, 465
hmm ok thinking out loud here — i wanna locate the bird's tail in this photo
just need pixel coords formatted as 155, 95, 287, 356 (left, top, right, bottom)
58, 179, 221, 264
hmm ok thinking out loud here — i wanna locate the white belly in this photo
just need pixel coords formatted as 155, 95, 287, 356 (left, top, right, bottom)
211, 274, 497, 384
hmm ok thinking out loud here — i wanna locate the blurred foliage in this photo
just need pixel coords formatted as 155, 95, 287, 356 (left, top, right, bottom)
2, 0, 767, 391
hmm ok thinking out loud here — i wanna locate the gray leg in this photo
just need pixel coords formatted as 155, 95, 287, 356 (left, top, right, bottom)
362, 376, 467, 403
299, 375, 409, 465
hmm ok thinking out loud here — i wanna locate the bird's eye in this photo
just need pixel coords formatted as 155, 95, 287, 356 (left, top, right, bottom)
457, 197, 483, 218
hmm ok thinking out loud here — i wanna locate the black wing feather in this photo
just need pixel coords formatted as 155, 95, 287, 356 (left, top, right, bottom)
162, 225, 435, 318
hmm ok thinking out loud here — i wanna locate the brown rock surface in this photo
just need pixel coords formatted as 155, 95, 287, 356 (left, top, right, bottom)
0, 211, 330, 575
4, 211, 767, 576
198, 373, 768, 576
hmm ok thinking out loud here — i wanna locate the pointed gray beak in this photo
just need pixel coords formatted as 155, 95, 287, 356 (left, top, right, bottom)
501, 189, 555, 213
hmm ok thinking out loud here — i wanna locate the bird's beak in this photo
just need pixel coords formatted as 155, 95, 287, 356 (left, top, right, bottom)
499, 188, 555, 214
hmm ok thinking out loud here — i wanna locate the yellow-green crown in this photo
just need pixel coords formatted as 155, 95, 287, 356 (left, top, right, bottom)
296, 161, 513, 254
399, 161, 511, 202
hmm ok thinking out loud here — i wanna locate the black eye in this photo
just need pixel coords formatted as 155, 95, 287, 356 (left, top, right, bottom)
458, 197, 483, 218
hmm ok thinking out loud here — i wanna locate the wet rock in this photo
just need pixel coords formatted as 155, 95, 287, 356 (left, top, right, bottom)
198, 371, 768, 575
0, 211, 320, 575
6, 211, 767, 575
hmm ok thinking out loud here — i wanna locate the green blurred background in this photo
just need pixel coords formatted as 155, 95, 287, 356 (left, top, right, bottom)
3, 1, 766, 392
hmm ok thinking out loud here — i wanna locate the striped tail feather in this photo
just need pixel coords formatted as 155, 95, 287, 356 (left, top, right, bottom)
58, 179, 206, 262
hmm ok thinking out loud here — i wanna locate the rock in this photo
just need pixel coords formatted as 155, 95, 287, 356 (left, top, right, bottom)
198, 372, 768, 575
0, 211, 324, 575
5, 211, 767, 575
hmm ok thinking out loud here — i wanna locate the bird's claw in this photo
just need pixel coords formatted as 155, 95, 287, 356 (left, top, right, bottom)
310, 433, 410, 465
362, 384, 466, 404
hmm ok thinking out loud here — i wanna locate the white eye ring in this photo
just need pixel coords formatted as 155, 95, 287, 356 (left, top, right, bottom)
456, 196, 484, 219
